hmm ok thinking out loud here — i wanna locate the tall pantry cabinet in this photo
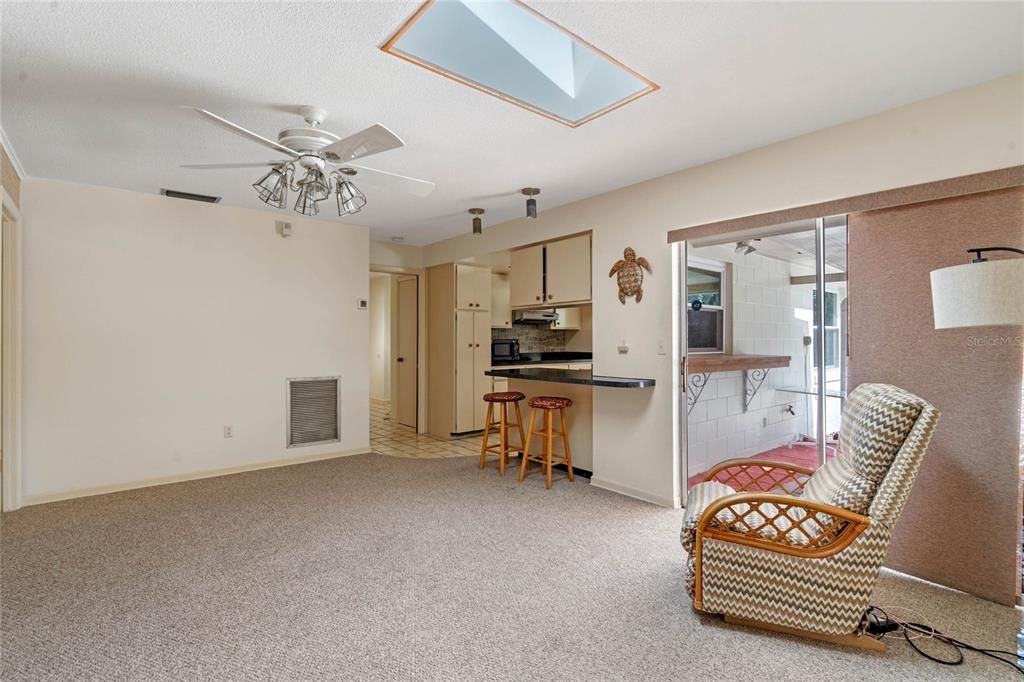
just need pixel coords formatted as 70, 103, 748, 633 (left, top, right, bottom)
427, 263, 493, 437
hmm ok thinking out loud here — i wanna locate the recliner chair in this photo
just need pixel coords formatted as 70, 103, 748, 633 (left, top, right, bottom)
681, 383, 939, 650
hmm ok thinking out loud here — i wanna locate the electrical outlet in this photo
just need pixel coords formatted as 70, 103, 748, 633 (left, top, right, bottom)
223, 425, 233, 438
618, 339, 629, 354
761, 416, 768, 428
356, 298, 368, 310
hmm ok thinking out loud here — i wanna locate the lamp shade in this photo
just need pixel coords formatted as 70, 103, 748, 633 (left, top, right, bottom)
930, 258, 1024, 329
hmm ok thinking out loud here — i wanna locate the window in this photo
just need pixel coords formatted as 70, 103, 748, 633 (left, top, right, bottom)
687, 263, 728, 353
381, 0, 659, 127
813, 290, 840, 369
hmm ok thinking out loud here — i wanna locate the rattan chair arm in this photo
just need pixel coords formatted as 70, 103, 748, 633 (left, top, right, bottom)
695, 492, 870, 559
702, 458, 816, 492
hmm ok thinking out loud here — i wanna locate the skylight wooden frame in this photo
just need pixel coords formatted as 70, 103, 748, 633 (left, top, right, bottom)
381, 0, 659, 128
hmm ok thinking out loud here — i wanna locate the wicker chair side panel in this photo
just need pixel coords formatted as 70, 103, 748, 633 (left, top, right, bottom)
699, 523, 891, 636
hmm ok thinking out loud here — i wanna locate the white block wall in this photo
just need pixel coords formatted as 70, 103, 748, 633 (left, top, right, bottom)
687, 246, 812, 477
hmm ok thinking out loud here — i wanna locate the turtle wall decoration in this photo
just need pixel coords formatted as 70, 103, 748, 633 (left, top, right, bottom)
609, 247, 652, 304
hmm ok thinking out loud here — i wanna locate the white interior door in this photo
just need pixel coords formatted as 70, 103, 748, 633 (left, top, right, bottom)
396, 277, 417, 429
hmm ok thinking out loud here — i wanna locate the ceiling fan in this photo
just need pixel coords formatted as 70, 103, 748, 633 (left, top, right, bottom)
181, 105, 435, 217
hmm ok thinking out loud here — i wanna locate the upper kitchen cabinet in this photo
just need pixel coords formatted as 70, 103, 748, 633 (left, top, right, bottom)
455, 263, 491, 311
491, 272, 511, 328
510, 244, 544, 308
545, 234, 591, 305
510, 233, 592, 309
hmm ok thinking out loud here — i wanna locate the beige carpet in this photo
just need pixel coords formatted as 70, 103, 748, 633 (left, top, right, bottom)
1, 453, 1019, 680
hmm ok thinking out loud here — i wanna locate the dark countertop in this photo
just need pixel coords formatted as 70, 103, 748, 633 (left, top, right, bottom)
485, 367, 655, 388
491, 351, 593, 367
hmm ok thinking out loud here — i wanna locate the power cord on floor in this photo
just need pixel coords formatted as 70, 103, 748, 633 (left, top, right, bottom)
865, 605, 1023, 675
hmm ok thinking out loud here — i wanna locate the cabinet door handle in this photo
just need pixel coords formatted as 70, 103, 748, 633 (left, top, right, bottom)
536, 295, 541, 301
475, 343, 480, 347
468, 343, 473, 348
547, 294, 553, 300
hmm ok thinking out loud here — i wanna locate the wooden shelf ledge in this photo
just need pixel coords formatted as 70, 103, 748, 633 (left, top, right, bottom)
687, 354, 791, 374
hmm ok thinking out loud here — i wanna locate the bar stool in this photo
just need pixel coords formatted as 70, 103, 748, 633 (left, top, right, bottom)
479, 391, 527, 477
519, 396, 574, 490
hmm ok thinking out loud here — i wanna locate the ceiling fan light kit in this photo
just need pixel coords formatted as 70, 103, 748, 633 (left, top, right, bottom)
252, 166, 290, 209
182, 107, 435, 219
336, 177, 367, 215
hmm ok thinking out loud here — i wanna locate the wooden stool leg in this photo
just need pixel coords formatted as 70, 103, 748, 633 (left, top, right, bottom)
519, 407, 537, 482
478, 402, 493, 470
560, 408, 574, 482
513, 401, 526, 453
544, 409, 554, 490
498, 403, 508, 477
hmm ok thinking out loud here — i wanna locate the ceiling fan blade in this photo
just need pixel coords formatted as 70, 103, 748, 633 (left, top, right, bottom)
181, 161, 292, 169
320, 124, 405, 164
345, 164, 435, 198
184, 107, 299, 158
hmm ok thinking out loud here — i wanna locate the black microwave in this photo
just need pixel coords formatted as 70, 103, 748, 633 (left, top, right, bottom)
492, 339, 520, 362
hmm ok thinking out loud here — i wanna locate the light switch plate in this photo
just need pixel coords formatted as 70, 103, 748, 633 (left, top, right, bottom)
357, 298, 368, 310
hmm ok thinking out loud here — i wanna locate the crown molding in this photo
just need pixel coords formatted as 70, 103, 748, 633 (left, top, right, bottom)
0, 126, 28, 180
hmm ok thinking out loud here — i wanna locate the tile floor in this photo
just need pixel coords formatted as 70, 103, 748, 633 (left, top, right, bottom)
369, 399, 480, 459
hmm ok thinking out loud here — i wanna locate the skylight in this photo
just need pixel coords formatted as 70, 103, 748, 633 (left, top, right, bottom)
382, 0, 658, 127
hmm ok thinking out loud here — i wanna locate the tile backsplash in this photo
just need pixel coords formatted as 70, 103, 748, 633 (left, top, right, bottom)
492, 324, 567, 353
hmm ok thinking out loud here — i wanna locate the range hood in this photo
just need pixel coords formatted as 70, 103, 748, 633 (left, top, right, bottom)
513, 310, 559, 324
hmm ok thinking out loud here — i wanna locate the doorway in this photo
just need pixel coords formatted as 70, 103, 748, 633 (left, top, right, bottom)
0, 191, 21, 511
368, 272, 418, 432
680, 216, 848, 490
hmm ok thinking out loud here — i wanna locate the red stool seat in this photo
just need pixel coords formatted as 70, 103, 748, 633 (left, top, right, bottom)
528, 396, 573, 410
483, 391, 526, 403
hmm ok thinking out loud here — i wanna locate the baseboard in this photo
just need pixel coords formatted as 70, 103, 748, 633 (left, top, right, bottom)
20, 447, 372, 508
508, 451, 591, 479
589, 477, 679, 508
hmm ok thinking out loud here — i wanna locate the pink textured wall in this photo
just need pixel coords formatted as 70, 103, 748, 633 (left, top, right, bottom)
849, 187, 1023, 605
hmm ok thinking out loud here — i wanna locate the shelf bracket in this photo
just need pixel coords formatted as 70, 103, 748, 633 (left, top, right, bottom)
686, 373, 711, 415
743, 368, 769, 412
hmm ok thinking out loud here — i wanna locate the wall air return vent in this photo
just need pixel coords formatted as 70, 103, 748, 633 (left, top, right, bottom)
287, 377, 340, 447
160, 188, 222, 203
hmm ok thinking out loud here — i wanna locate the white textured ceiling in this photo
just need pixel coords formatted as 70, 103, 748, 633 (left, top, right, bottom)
2, 2, 1021, 245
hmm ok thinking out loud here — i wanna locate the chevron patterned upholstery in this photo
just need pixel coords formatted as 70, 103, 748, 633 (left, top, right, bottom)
682, 383, 939, 637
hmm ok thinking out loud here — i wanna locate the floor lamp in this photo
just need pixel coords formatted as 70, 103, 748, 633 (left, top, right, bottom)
930, 247, 1024, 329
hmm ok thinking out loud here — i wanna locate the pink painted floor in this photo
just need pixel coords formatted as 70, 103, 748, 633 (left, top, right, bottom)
687, 442, 836, 489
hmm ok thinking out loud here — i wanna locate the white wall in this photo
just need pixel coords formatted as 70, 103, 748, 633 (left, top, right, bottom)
368, 274, 391, 401
21, 179, 370, 502
423, 73, 1024, 507
370, 240, 424, 270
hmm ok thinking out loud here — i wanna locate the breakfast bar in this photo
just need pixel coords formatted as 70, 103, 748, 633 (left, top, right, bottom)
484, 367, 655, 474
485, 367, 656, 388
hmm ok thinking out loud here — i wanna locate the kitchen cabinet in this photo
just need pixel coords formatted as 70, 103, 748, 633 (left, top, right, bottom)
510, 234, 591, 309
456, 263, 490, 311
545, 234, 591, 305
491, 272, 511, 328
551, 307, 581, 330
455, 310, 491, 432
426, 263, 495, 438
510, 244, 545, 308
